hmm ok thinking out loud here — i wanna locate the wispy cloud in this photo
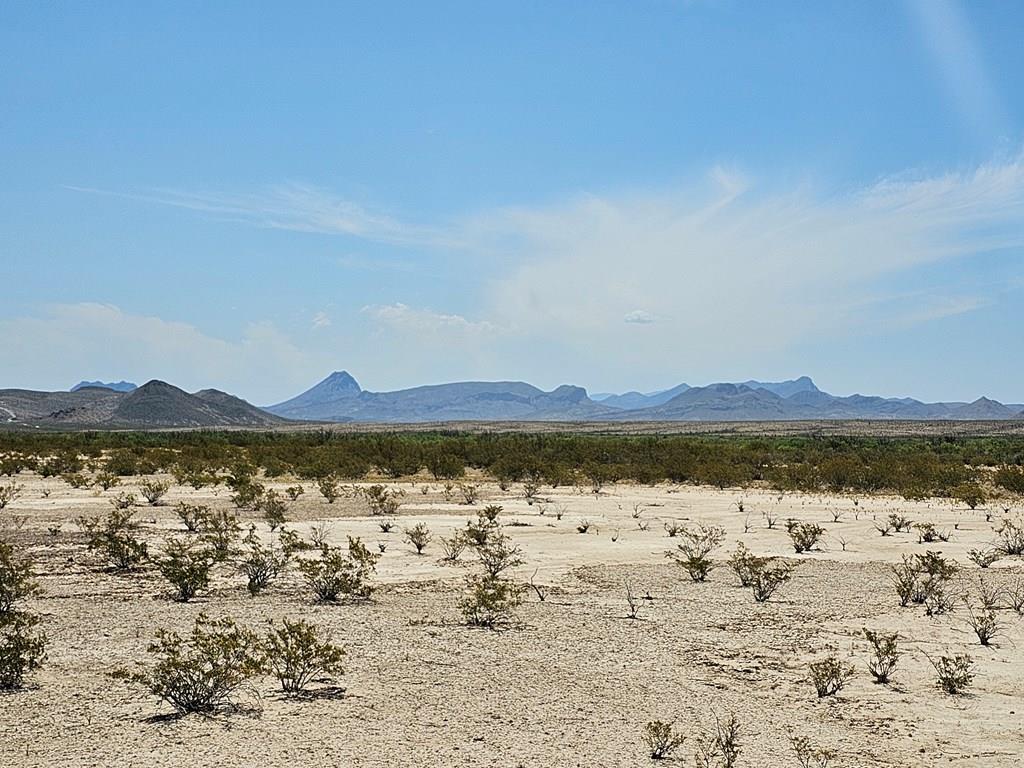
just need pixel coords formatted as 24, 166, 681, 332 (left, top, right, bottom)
65, 182, 458, 247
311, 311, 331, 330
361, 303, 497, 336
623, 309, 656, 324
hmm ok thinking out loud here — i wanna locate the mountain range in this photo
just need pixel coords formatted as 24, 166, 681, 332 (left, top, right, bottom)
0, 372, 1021, 429
265, 371, 1024, 423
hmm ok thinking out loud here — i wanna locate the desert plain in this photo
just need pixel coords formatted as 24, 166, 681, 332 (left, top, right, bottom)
1, 472, 1022, 768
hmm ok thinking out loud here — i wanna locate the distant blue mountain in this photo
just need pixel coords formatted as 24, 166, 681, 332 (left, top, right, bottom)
70, 380, 137, 393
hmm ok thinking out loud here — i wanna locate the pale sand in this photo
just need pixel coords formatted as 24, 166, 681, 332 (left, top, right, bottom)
2, 474, 1022, 767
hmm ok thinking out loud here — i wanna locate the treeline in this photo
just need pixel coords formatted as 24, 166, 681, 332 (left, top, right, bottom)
1, 430, 1024, 498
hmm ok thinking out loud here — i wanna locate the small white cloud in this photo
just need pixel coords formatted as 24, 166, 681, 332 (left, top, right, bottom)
311, 311, 331, 330
361, 303, 497, 335
624, 309, 655, 324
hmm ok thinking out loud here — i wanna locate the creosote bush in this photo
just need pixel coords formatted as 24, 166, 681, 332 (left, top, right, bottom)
643, 720, 685, 760
930, 654, 974, 695
155, 538, 215, 602
116, 614, 264, 714
140, 479, 170, 506
175, 502, 209, 533
666, 524, 725, 582
0, 541, 39, 615
80, 508, 148, 571
750, 559, 793, 603
238, 525, 289, 596
404, 522, 431, 554
808, 655, 855, 698
361, 484, 404, 515
439, 532, 468, 563
967, 548, 1002, 569
0, 612, 47, 690
316, 475, 340, 504
263, 618, 345, 694
459, 573, 523, 629
200, 509, 242, 561
693, 713, 742, 768
790, 734, 836, 768
863, 628, 899, 683
0, 482, 23, 510
786, 520, 824, 554
260, 489, 288, 531
299, 537, 379, 602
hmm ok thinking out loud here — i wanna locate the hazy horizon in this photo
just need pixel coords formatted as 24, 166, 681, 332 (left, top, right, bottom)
3, 1, 1023, 404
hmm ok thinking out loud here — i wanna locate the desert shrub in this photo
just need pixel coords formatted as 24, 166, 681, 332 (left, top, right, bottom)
93, 471, 120, 490
465, 512, 499, 547
727, 543, 762, 587
459, 483, 480, 505
316, 475, 340, 503
110, 492, 137, 511
459, 573, 523, 628
298, 537, 379, 602
750, 560, 793, 603
930, 654, 974, 694
663, 521, 683, 537
887, 513, 912, 533
238, 526, 289, 596
786, 520, 824, 554
522, 478, 541, 504
0, 542, 39, 615
873, 518, 893, 537
284, 485, 304, 502
140, 479, 170, 506
951, 482, 986, 510
576, 519, 591, 534
808, 656, 854, 698
994, 466, 1024, 493
309, 521, 332, 549
964, 604, 999, 646
439, 532, 468, 563
693, 713, 741, 768
967, 548, 1002, 568
175, 502, 209, 533
230, 480, 265, 510
1008, 578, 1024, 615
404, 523, 431, 554
155, 538, 215, 602
82, 508, 148, 571
262, 618, 345, 694
260, 490, 288, 531
995, 517, 1024, 556
119, 614, 264, 714
914, 521, 949, 544
862, 628, 899, 683
0, 612, 47, 690
62, 472, 90, 489
378, 520, 394, 533
790, 734, 836, 768
0, 482, 22, 511
200, 509, 241, 561
667, 524, 726, 582
643, 720, 685, 760
481, 504, 502, 523
477, 531, 524, 577
891, 551, 958, 609
361, 484, 404, 515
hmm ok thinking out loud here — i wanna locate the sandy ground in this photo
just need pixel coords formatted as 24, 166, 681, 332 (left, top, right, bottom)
1, 473, 1023, 767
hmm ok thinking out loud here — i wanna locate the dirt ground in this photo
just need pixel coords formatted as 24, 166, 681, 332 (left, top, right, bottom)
2, 474, 1023, 767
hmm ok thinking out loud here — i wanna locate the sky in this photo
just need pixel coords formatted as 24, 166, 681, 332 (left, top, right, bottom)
2, 0, 1023, 405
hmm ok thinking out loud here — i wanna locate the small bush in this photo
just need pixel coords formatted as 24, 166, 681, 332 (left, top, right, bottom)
477, 531, 524, 578
110, 492, 137, 511
155, 538, 215, 602
439, 532, 468, 563
863, 628, 899, 684
790, 734, 836, 768
967, 548, 1002, 568
260, 490, 288, 531
175, 502, 209, 533
238, 525, 289, 596
643, 720, 685, 760
263, 618, 345, 694
404, 523, 431, 554
888, 513, 912, 533
914, 521, 949, 544
140, 479, 170, 506
931, 654, 974, 694
667, 524, 725, 582
316, 475, 340, 504
119, 614, 264, 714
459, 573, 523, 628
459, 483, 480, 505
93, 471, 120, 490
808, 656, 854, 698
786, 520, 824, 554
465, 513, 499, 547
82, 508, 148, 571
964, 604, 999, 646
693, 713, 741, 768
727, 543, 761, 587
362, 484, 404, 515
0, 542, 39, 616
750, 560, 793, 603
0, 612, 47, 690
299, 537, 379, 602
0, 482, 22, 511
284, 485, 304, 502
995, 517, 1024, 556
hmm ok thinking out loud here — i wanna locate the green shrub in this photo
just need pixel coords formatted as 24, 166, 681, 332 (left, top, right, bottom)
81, 508, 148, 571
0, 482, 22, 510
459, 574, 523, 628
317, 475, 341, 503
863, 628, 899, 683
786, 520, 824, 553
404, 523, 431, 554
119, 614, 264, 714
666, 524, 725, 582
361, 484, 404, 515
175, 502, 209, 533
643, 720, 685, 760
155, 538, 215, 602
200, 509, 241, 561
140, 479, 170, 506
930, 654, 974, 695
238, 525, 289, 595
808, 656, 854, 698
260, 490, 288, 531
749, 560, 793, 603
298, 537, 379, 602
0, 541, 39, 615
263, 618, 345, 694
0, 612, 47, 690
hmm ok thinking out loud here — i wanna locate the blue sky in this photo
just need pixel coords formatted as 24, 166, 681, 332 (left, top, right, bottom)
2, 1, 1023, 405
